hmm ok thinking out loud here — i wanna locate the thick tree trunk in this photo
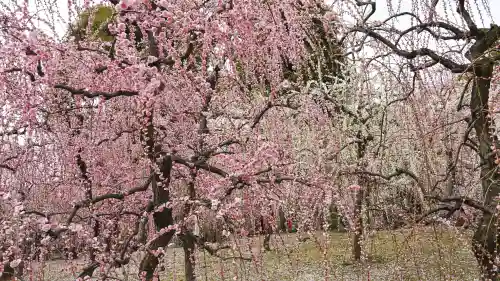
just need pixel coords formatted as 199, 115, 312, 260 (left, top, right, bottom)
139, 156, 175, 280
469, 59, 500, 281
139, 119, 176, 280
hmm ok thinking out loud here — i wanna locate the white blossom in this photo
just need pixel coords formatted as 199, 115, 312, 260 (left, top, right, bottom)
10, 259, 21, 268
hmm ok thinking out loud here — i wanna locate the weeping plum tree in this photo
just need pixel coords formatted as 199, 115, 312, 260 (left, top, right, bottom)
0, 0, 345, 280
339, 0, 500, 279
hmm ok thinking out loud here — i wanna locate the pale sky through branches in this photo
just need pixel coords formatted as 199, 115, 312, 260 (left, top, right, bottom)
327, 0, 500, 65
327, 0, 499, 26
23, 0, 500, 42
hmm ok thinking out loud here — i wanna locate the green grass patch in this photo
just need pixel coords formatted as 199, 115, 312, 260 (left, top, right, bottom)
36, 226, 479, 280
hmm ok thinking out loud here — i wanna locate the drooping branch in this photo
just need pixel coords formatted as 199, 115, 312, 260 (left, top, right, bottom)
323, 93, 359, 120
90, 176, 153, 203
256, 175, 313, 187
198, 139, 240, 159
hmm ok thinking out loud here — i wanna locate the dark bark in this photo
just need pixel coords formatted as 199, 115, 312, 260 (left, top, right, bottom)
328, 204, 338, 230
181, 234, 197, 281
138, 120, 175, 281
469, 58, 500, 281
444, 140, 457, 198
138, 158, 175, 280
260, 216, 272, 251
263, 233, 272, 251
0, 264, 14, 281
460, 23, 500, 280
278, 207, 286, 232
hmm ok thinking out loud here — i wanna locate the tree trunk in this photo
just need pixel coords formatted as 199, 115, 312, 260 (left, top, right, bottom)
0, 264, 14, 281
469, 55, 500, 280
138, 119, 176, 280
444, 140, 457, 198
139, 156, 175, 280
263, 233, 271, 251
352, 186, 364, 261
278, 207, 286, 232
352, 133, 369, 262
328, 204, 340, 231
182, 235, 197, 281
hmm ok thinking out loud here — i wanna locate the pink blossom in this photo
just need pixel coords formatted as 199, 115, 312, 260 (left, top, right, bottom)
119, 0, 136, 9
348, 185, 362, 191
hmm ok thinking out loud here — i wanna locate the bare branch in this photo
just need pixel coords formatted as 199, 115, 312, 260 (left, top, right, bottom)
347, 167, 420, 183
457, 0, 479, 36
355, 0, 376, 23
4, 67, 36, 82
350, 27, 470, 73
251, 101, 299, 129
426, 195, 494, 215
0, 163, 15, 172
172, 155, 229, 177
64, 175, 153, 226
415, 205, 459, 223
96, 129, 136, 146
395, 22, 468, 45
54, 84, 138, 100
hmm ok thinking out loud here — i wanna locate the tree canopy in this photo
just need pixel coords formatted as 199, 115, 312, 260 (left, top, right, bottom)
1, 0, 500, 280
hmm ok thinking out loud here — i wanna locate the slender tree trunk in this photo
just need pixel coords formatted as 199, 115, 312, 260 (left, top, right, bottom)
278, 207, 286, 232
352, 131, 369, 262
263, 233, 271, 251
444, 130, 457, 198
352, 186, 364, 261
469, 60, 500, 281
182, 235, 197, 281
328, 203, 339, 231
263, 215, 272, 251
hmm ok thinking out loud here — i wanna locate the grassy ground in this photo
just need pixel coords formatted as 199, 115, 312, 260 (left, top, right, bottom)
28, 226, 478, 281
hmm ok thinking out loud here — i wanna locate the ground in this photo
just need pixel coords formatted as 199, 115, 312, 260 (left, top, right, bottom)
27, 226, 478, 281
